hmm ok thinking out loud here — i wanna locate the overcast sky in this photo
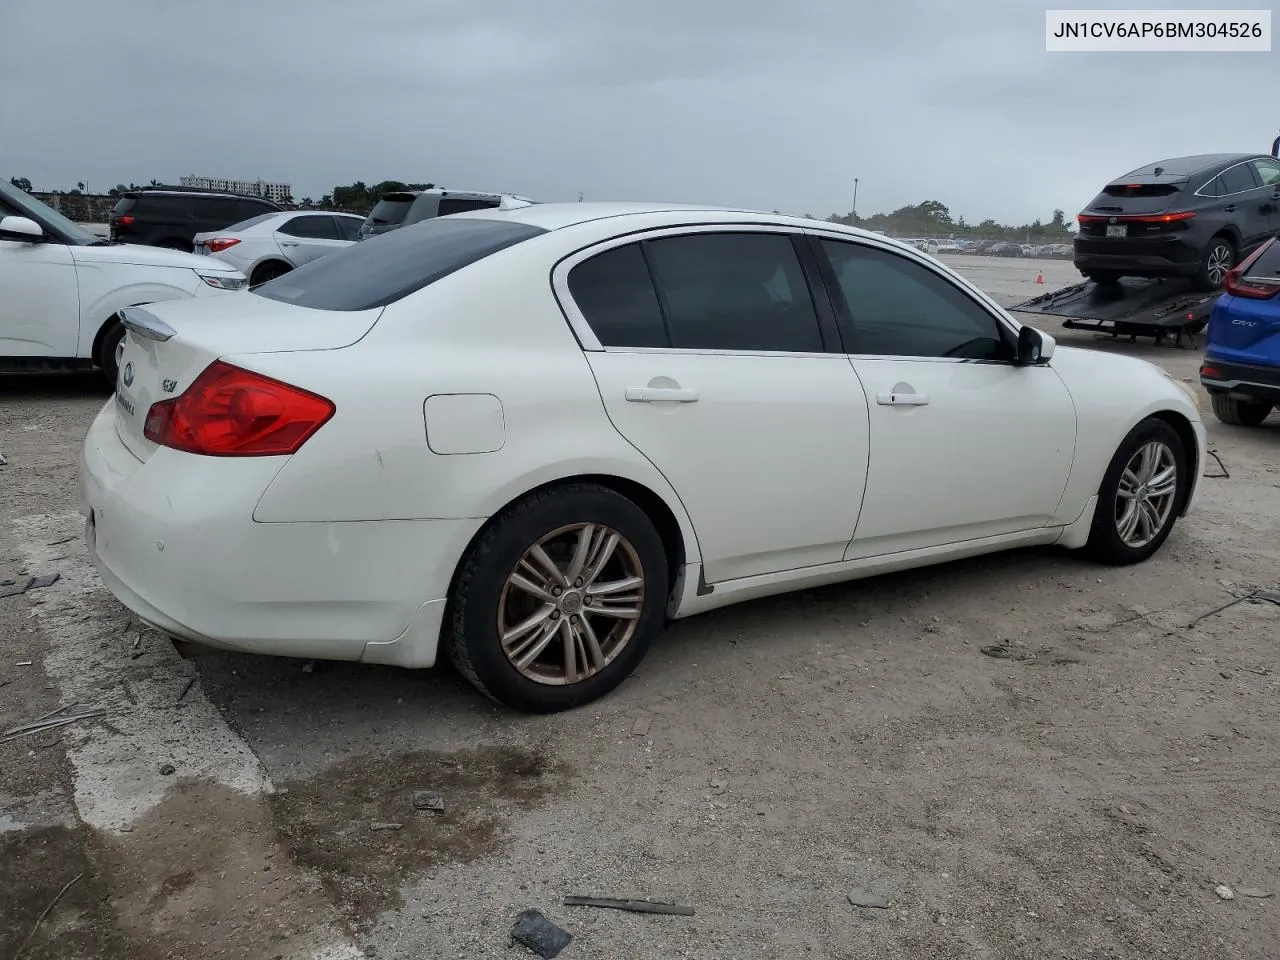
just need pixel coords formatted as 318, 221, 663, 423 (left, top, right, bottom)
3, 0, 1277, 225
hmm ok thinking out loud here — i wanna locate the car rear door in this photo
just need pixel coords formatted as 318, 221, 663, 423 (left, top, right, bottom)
274, 214, 347, 266
558, 227, 871, 584
808, 231, 1077, 559
1213, 161, 1269, 249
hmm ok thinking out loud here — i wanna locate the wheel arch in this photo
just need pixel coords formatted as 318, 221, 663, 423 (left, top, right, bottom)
1147, 409, 1200, 516
444, 473, 695, 611
250, 258, 292, 284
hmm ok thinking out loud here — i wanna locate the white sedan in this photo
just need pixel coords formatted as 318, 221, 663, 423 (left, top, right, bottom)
80, 202, 1206, 713
193, 210, 365, 287
0, 179, 247, 384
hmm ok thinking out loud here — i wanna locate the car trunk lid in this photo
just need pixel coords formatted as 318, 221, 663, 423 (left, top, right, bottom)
112, 294, 381, 462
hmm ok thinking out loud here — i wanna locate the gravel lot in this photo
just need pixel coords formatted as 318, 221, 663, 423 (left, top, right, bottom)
3, 255, 1278, 960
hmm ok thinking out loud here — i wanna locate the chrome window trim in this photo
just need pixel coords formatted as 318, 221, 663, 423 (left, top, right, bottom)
1193, 159, 1266, 198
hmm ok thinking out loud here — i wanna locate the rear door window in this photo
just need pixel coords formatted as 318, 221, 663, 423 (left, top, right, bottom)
335, 216, 362, 241
567, 243, 669, 348
254, 217, 547, 311
278, 214, 340, 239
1219, 163, 1261, 195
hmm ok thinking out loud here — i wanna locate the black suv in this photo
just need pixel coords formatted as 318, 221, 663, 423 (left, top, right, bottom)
1074, 153, 1280, 290
358, 189, 532, 239
109, 189, 281, 251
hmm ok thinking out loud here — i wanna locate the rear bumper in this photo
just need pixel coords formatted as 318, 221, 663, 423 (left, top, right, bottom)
1073, 237, 1200, 276
79, 401, 482, 668
1200, 357, 1280, 404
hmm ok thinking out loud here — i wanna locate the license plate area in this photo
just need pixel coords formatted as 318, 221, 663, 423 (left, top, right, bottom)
1105, 224, 1127, 238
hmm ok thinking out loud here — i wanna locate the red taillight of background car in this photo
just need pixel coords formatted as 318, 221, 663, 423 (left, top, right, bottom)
1223, 238, 1280, 300
143, 361, 335, 456
207, 237, 240, 253
114, 215, 135, 227
1076, 211, 1195, 224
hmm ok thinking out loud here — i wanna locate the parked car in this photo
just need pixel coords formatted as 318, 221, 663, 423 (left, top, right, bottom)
193, 211, 365, 286
110, 189, 281, 252
1074, 153, 1280, 290
83, 203, 1205, 713
1200, 233, 1280, 426
0, 179, 246, 384
359, 188, 534, 239
989, 242, 1022, 257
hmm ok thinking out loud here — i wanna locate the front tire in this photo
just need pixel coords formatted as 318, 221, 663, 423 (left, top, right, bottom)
1210, 392, 1273, 426
1085, 418, 1187, 565
446, 483, 669, 713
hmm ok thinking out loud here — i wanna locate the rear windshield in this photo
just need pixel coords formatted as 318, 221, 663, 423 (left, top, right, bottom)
367, 196, 415, 226
1246, 240, 1280, 279
1102, 184, 1181, 198
112, 198, 136, 214
253, 216, 547, 311
224, 212, 279, 232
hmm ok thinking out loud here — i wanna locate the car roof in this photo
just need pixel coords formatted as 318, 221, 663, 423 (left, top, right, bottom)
453, 200, 815, 232
129, 189, 276, 201
1117, 153, 1262, 179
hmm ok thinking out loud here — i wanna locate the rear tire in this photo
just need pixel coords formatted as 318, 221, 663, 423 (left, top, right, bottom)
1210, 392, 1273, 426
96, 319, 126, 386
1085, 417, 1187, 565
1193, 236, 1234, 291
250, 260, 291, 287
446, 483, 668, 713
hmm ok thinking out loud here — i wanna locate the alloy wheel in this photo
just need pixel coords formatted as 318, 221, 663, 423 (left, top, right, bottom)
1114, 440, 1178, 548
1206, 243, 1233, 286
497, 523, 645, 685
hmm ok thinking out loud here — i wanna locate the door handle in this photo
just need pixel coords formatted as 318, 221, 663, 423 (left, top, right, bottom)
876, 392, 929, 406
625, 386, 699, 403
1223, 204, 1236, 212
280, 240, 299, 246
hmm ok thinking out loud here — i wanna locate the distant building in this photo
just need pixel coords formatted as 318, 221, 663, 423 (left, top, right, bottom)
179, 174, 291, 204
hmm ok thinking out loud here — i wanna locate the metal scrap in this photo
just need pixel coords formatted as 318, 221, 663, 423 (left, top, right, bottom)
563, 895, 695, 916
1188, 589, 1263, 628
510, 909, 572, 959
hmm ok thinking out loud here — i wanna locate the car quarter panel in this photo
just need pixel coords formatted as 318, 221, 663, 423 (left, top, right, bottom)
1048, 346, 1205, 519
245, 238, 703, 563
70, 271, 207, 359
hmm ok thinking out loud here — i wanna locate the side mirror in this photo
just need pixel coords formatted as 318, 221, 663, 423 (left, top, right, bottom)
1017, 325, 1054, 365
0, 215, 44, 242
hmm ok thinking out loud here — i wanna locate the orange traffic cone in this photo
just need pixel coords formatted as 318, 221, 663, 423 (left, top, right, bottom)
1035, 270, 1045, 284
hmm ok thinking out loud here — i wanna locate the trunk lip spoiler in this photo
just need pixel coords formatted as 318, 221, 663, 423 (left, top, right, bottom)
119, 306, 177, 342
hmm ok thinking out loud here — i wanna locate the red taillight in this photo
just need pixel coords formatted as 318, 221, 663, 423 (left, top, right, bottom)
143, 361, 335, 457
1223, 238, 1280, 300
1076, 212, 1195, 224
115, 215, 135, 227
207, 237, 240, 253
1200, 364, 1222, 379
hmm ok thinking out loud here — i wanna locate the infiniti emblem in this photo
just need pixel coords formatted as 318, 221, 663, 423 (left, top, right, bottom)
122, 362, 134, 387
1108, 216, 1117, 224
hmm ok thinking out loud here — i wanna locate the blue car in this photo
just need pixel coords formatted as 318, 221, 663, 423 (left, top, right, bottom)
1200, 234, 1280, 426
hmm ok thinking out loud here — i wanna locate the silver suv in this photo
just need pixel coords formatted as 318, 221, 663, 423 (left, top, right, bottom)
358, 188, 534, 239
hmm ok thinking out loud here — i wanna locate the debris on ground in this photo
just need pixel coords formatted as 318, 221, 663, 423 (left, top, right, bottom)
175, 678, 196, 703
709, 778, 727, 795
412, 790, 445, 811
159, 763, 176, 776
510, 909, 572, 958
301, 661, 316, 674
0, 452, 7, 467
1215, 885, 1235, 900
980, 643, 1032, 661
1251, 590, 1280, 607
563, 895, 695, 916
848, 888, 893, 909
370, 821, 404, 831
1238, 888, 1273, 899
46, 537, 76, 546
3, 704, 107, 743
1188, 590, 1264, 629
26, 573, 61, 590
631, 715, 652, 737
12, 871, 82, 958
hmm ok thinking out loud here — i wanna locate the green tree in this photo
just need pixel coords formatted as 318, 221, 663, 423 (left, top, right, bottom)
9, 176, 32, 191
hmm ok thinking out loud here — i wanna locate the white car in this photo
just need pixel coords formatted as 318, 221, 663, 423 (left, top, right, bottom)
0, 179, 247, 384
193, 211, 366, 287
80, 203, 1206, 713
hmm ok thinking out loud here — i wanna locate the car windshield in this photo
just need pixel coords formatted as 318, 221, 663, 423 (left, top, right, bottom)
253, 215, 548, 311
0, 179, 100, 245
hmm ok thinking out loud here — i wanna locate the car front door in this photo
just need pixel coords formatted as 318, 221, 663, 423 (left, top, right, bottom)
558, 228, 871, 584
0, 200, 80, 358
274, 215, 347, 266
808, 233, 1077, 559
1249, 158, 1280, 235
1214, 161, 1269, 250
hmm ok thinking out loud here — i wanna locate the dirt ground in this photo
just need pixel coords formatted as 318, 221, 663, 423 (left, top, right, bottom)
2, 255, 1278, 959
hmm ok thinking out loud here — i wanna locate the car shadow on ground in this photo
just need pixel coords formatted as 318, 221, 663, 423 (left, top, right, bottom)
0, 370, 111, 400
